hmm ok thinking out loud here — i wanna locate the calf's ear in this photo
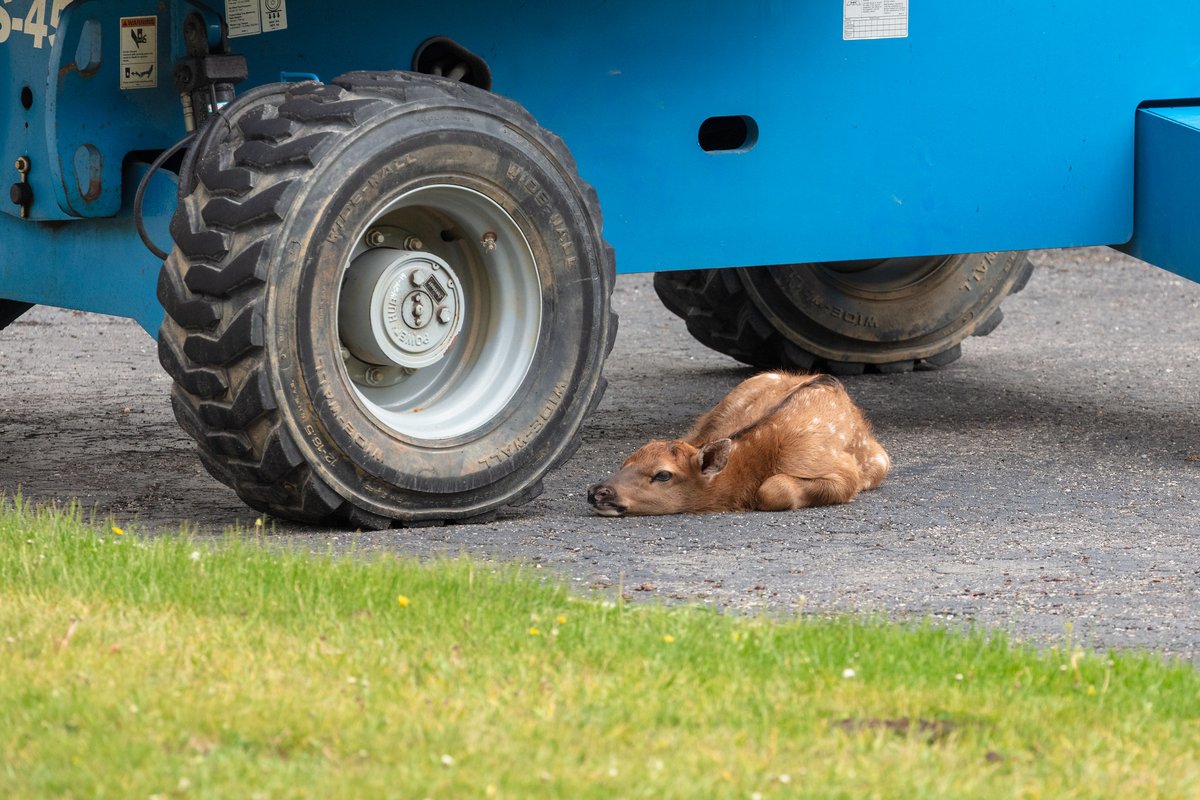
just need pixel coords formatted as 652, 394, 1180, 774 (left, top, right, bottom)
698, 439, 732, 476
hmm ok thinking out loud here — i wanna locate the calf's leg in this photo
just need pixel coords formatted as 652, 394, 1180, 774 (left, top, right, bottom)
858, 445, 891, 491
755, 469, 860, 511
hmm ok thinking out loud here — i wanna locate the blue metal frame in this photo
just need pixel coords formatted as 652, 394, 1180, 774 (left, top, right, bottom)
4, 1, 1200, 335
0, 163, 174, 331
1121, 107, 1200, 284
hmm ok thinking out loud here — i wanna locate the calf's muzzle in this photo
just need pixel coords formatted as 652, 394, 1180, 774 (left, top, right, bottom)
587, 483, 626, 516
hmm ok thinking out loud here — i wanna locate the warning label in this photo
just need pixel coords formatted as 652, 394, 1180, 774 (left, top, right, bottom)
844, 0, 908, 41
227, 0, 289, 38
119, 16, 157, 89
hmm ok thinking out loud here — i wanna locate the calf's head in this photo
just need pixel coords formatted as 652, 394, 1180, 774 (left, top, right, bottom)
587, 438, 732, 516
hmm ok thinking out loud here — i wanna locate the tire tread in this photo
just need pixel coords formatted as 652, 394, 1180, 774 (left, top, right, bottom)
654, 254, 1035, 373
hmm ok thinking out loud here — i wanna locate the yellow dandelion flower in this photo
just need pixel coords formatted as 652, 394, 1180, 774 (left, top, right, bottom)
662, 634, 675, 644
1086, 685, 1098, 696
111, 526, 124, 536
396, 595, 411, 608
556, 615, 567, 625
529, 627, 541, 636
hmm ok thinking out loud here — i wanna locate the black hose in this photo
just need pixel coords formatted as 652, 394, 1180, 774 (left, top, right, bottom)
133, 132, 197, 260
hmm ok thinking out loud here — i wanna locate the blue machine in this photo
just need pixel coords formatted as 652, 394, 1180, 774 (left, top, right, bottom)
2, 1, 1199, 526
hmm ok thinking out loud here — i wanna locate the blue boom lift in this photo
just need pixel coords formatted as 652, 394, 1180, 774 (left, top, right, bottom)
2, 1, 1198, 526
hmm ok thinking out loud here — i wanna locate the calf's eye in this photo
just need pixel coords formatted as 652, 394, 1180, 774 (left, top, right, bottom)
652, 471, 673, 483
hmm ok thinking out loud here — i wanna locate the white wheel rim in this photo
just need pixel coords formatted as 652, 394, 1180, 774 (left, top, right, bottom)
337, 185, 542, 442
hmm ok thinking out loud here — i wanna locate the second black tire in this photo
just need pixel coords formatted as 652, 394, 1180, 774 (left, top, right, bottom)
653, 252, 1033, 374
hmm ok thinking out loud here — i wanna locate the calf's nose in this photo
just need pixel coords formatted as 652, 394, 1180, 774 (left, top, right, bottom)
588, 484, 614, 506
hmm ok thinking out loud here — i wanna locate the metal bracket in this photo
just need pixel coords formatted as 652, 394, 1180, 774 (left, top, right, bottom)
1119, 107, 1200, 283
172, 12, 248, 131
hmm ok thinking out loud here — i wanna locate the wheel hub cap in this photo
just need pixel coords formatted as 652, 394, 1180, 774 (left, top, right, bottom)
340, 248, 465, 370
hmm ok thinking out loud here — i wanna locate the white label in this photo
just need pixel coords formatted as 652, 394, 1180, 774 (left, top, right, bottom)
226, 0, 261, 37
227, 0, 288, 37
844, 0, 908, 40
119, 15, 157, 89
261, 0, 288, 33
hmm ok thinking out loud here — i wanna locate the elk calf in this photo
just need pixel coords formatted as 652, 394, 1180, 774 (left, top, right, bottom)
588, 372, 889, 516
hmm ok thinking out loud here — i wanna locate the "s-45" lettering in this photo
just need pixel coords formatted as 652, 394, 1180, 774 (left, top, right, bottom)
0, 0, 74, 50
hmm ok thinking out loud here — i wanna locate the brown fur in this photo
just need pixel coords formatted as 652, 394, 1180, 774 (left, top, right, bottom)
587, 372, 890, 516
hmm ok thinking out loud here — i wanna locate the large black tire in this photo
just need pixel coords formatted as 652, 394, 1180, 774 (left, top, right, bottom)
653, 252, 1033, 374
158, 73, 615, 528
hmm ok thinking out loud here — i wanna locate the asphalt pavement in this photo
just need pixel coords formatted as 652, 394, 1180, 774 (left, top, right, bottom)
1, 246, 1198, 657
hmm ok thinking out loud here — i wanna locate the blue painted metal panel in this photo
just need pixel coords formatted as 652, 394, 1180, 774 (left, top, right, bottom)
48, 1, 187, 218
2, 1, 69, 221
217, 1, 1200, 272
1120, 107, 1200, 284
1, 1, 185, 221
0, 161, 173, 335
3, 0, 1200, 326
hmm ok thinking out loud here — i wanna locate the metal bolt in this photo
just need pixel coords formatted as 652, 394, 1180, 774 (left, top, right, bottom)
403, 235, 424, 251
12, 156, 32, 218
410, 268, 430, 286
438, 307, 452, 324
365, 229, 386, 247
364, 367, 385, 385
480, 231, 498, 252
340, 347, 351, 361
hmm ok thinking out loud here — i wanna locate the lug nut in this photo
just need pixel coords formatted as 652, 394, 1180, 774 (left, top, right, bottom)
403, 235, 424, 251
364, 367, 385, 385
365, 229, 386, 247
480, 231, 498, 252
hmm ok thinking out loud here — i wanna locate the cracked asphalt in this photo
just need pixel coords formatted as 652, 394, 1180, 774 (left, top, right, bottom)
2, 246, 1198, 657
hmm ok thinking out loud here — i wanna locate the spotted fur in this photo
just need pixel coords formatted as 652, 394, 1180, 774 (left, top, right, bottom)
587, 372, 889, 516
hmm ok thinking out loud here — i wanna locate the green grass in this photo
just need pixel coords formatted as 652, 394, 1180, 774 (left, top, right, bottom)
1, 498, 1197, 799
